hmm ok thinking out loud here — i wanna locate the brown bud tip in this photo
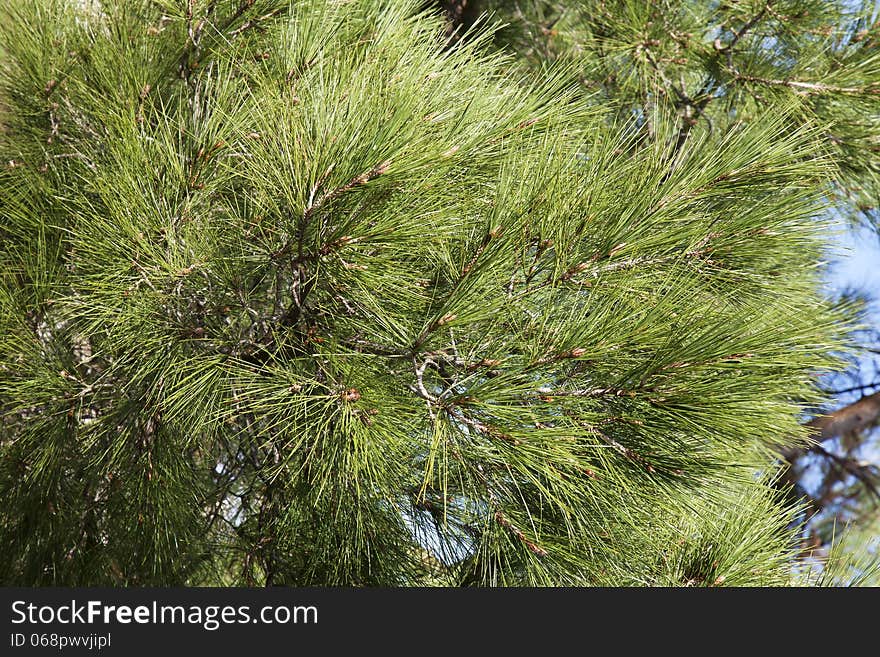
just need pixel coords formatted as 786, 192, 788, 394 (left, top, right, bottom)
569, 348, 587, 357
343, 388, 361, 402
437, 312, 457, 326
525, 540, 548, 557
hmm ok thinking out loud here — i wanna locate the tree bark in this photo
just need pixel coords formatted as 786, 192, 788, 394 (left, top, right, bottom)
782, 390, 880, 461
436, 1, 481, 36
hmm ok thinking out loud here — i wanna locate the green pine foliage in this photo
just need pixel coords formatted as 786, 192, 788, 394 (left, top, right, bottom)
0, 0, 856, 585
485, 0, 880, 220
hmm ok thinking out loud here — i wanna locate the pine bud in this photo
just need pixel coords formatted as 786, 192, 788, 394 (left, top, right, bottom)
342, 388, 361, 402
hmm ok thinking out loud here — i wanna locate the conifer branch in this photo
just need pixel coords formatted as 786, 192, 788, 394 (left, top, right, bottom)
0, 0, 860, 586
303, 161, 392, 222
713, 1, 774, 57
494, 509, 547, 557
731, 73, 878, 96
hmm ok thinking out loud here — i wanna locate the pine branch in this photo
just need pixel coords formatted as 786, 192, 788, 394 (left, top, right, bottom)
713, 1, 774, 57
731, 73, 879, 96
781, 391, 880, 461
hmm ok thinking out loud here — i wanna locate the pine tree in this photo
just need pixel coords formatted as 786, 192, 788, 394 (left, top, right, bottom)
469, 0, 880, 571
0, 0, 860, 585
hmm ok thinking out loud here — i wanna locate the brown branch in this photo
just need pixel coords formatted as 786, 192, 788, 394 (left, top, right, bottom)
565, 412, 657, 474
228, 8, 284, 38
714, 1, 773, 57
776, 389, 880, 534
461, 226, 501, 276
265, 161, 389, 293
813, 444, 880, 504
303, 160, 391, 222
641, 45, 714, 158
494, 510, 547, 557
532, 386, 636, 400
443, 405, 520, 446
178, 0, 255, 79
511, 244, 713, 301
437, 0, 482, 44
732, 73, 875, 96
781, 390, 880, 462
